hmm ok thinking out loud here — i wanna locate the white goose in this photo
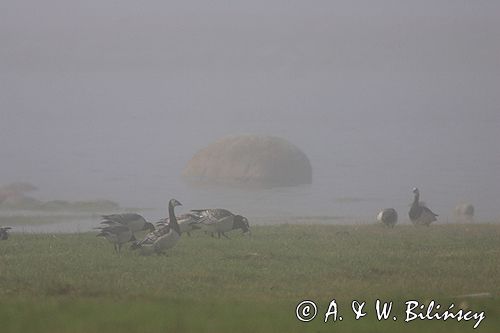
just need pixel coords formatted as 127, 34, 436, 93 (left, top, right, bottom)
100, 213, 155, 234
96, 224, 135, 253
454, 203, 474, 223
132, 199, 183, 255
0, 226, 12, 240
189, 209, 250, 239
409, 187, 438, 226
377, 208, 398, 228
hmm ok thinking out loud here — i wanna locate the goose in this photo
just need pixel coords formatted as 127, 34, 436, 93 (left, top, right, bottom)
189, 209, 250, 239
96, 224, 136, 253
156, 213, 201, 236
131, 199, 182, 255
0, 226, 12, 240
409, 187, 438, 226
100, 213, 155, 234
454, 203, 474, 223
377, 208, 398, 228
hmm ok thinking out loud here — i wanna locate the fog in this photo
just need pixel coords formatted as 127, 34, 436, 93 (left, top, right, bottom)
1, 1, 499, 222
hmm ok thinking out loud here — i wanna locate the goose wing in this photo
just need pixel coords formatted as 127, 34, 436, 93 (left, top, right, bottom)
101, 213, 147, 232
177, 213, 202, 232
96, 224, 130, 235
101, 213, 144, 224
96, 224, 134, 244
190, 209, 234, 225
422, 206, 438, 217
153, 228, 181, 252
136, 232, 158, 246
136, 224, 171, 246
156, 214, 200, 233
101, 214, 124, 224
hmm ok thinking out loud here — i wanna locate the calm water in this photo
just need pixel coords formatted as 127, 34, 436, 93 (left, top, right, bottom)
2, 3, 500, 231
2, 74, 499, 233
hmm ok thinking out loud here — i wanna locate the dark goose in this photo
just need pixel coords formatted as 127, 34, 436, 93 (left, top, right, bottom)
409, 187, 438, 226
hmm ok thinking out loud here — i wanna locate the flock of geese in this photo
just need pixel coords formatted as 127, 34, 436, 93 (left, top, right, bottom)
0, 188, 475, 252
96, 199, 251, 254
377, 187, 439, 227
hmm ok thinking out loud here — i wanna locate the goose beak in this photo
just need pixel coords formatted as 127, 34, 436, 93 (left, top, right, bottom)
171, 199, 182, 207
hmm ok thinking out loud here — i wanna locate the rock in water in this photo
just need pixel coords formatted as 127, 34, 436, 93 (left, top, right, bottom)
183, 135, 312, 188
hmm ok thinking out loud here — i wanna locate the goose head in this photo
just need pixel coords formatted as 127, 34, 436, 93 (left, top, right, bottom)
169, 199, 182, 208
142, 222, 155, 232
412, 187, 419, 195
234, 215, 250, 234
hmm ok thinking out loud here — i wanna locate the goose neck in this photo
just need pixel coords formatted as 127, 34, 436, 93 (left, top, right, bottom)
413, 192, 420, 205
168, 202, 180, 234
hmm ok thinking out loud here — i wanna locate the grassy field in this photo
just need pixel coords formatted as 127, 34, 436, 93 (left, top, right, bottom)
0, 223, 499, 332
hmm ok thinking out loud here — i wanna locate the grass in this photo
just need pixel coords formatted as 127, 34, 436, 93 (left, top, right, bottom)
0, 223, 499, 332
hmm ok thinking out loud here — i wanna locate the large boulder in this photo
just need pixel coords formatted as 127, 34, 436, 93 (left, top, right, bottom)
182, 135, 312, 188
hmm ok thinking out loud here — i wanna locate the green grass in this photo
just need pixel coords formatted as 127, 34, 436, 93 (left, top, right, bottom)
1, 223, 499, 332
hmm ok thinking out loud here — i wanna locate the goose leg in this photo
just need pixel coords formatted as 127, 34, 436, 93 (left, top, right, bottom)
221, 232, 230, 239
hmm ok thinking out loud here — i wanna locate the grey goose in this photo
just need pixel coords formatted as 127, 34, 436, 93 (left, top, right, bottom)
189, 208, 250, 239
377, 208, 398, 228
409, 187, 438, 226
0, 226, 12, 240
131, 199, 183, 255
96, 224, 136, 253
100, 213, 155, 234
454, 203, 475, 223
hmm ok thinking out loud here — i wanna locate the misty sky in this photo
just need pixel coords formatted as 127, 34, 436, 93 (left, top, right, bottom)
1, 1, 499, 219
